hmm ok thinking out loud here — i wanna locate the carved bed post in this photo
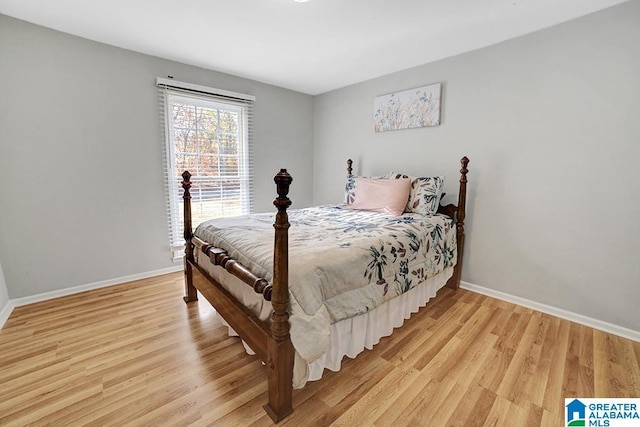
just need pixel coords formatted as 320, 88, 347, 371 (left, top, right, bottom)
448, 157, 469, 290
182, 171, 198, 303
264, 169, 294, 422
347, 159, 353, 178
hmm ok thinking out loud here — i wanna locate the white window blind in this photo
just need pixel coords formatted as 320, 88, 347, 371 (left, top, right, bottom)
157, 78, 254, 260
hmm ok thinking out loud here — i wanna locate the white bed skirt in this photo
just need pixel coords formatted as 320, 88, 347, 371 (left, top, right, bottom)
304, 265, 452, 384
197, 245, 453, 388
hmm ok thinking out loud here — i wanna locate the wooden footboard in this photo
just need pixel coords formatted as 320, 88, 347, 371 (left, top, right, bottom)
181, 156, 469, 423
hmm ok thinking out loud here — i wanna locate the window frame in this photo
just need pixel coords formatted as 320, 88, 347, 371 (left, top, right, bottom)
160, 85, 252, 261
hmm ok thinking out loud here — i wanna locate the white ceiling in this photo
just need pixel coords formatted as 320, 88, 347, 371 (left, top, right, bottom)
0, 0, 629, 95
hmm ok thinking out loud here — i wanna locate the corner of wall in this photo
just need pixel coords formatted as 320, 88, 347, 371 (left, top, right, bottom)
0, 300, 15, 330
0, 260, 12, 329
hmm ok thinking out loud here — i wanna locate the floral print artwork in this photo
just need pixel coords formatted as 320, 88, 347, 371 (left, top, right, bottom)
374, 83, 441, 132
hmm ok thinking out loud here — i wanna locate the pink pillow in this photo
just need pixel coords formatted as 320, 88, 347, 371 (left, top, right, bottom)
349, 177, 411, 216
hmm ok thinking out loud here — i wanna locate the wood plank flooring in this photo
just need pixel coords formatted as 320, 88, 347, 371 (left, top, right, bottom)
1, 272, 638, 426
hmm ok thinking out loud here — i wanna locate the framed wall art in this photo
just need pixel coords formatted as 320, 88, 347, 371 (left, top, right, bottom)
373, 83, 441, 132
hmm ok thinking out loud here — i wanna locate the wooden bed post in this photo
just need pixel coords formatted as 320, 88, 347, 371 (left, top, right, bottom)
264, 169, 294, 423
347, 159, 353, 178
182, 171, 198, 303
447, 157, 469, 290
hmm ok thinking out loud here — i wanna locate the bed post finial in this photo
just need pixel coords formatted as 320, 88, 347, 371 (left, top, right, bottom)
265, 168, 294, 422
274, 169, 293, 208
182, 171, 198, 303
347, 159, 353, 177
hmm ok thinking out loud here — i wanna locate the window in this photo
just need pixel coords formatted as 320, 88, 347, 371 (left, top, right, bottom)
158, 79, 254, 260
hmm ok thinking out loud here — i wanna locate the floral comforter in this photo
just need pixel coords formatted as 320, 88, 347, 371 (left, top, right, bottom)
194, 204, 457, 363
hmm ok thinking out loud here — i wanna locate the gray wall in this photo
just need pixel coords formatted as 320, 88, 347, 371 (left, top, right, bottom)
313, 1, 640, 331
0, 14, 313, 299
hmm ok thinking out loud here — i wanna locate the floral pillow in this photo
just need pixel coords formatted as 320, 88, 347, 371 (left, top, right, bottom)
390, 173, 445, 215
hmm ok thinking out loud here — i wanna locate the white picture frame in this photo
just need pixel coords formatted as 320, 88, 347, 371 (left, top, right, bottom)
374, 83, 441, 132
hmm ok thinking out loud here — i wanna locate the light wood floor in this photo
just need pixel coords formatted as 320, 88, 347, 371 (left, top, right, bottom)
1, 272, 638, 426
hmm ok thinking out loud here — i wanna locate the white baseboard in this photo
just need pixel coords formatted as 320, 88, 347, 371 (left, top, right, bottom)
0, 265, 183, 329
461, 280, 640, 343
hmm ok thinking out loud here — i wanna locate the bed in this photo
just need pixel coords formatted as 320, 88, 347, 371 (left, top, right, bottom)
181, 156, 470, 422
